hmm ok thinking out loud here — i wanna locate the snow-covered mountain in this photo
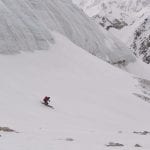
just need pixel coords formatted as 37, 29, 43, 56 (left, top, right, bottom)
73, 0, 150, 64
0, 0, 136, 64
1, 0, 150, 149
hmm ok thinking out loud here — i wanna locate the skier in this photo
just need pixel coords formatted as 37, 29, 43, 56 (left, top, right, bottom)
43, 96, 50, 105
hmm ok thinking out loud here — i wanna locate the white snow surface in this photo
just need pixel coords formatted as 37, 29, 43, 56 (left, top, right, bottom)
1, 0, 150, 78
0, 1, 150, 148
0, 0, 136, 64
1, 32, 150, 150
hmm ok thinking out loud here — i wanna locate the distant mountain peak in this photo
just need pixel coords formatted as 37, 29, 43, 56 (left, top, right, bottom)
73, 0, 150, 64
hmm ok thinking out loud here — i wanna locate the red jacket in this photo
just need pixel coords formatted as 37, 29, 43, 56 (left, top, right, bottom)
43, 96, 50, 103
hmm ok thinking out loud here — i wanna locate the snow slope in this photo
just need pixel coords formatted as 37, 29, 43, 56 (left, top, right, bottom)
1, 31, 150, 150
0, 0, 136, 64
1, 0, 150, 79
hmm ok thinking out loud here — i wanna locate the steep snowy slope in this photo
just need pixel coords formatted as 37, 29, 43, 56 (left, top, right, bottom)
1, 31, 150, 150
73, 0, 150, 64
0, 0, 135, 64
1, 1, 150, 150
